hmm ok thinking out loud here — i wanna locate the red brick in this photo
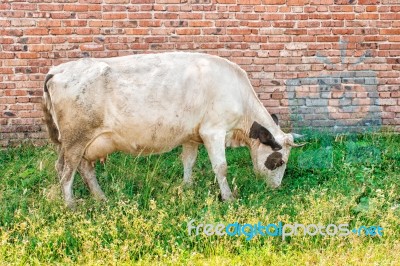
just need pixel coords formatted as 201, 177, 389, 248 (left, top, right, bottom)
260, 14, 284, 21
63, 20, 87, 27
389, 36, 400, 42
151, 28, 175, 35
29, 45, 53, 52
380, 99, 397, 106
24, 28, 49, 35
50, 12, 76, 19
41, 37, 67, 44
64, 4, 89, 12
38, 20, 62, 27
235, 14, 259, 22
380, 13, 400, 20
317, 36, 340, 42
188, 21, 214, 27
268, 36, 291, 42
12, 3, 36, 10
145, 36, 166, 43
76, 28, 101, 35
287, 0, 309, 5
359, 0, 379, 3
113, 21, 138, 28
0, 3, 11, 10
380, 29, 400, 35
237, 0, 261, 3
65, 37, 91, 45
0, 68, 13, 74
89, 21, 113, 27
226, 28, 253, 35
88, 5, 101, 11
216, 0, 235, 3
50, 28, 74, 35
154, 13, 178, 19
77, 12, 102, 19
16, 53, 39, 59
357, 13, 379, 20
80, 44, 104, 51
103, 13, 127, 20
139, 20, 162, 27
105, 43, 129, 50
38, 4, 63, 11
332, 13, 355, 20
0, 20, 10, 27
11, 19, 36, 27
273, 21, 296, 28
125, 29, 149, 35
156, 0, 182, 3
105, 0, 130, 3
329, 6, 353, 12
176, 28, 201, 35
128, 13, 152, 19
4, 90, 28, 96
285, 14, 309, 20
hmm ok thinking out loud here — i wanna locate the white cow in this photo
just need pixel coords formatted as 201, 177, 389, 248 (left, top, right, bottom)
42, 52, 302, 208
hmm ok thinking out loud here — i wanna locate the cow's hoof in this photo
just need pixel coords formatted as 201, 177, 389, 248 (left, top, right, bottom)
65, 200, 77, 210
219, 192, 235, 202
182, 180, 193, 188
93, 193, 107, 202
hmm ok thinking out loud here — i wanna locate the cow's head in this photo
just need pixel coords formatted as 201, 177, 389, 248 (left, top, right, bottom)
249, 116, 303, 188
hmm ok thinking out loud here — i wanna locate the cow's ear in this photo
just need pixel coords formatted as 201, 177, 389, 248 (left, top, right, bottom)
271, 114, 279, 126
249, 121, 282, 150
249, 121, 262, 139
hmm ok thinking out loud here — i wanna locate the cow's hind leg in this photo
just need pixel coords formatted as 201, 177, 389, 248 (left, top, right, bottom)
181, 142, 199, 186
55, 146, 64, 181
78, 159, 107, 201
59, 150, 82, 208
199, 129, 234, 201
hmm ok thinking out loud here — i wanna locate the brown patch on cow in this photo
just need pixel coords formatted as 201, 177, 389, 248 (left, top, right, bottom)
249, 121, 282, 150
265, 152, 284, 170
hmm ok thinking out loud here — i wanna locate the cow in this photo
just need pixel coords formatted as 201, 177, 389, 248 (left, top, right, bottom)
42, 52, 303, 208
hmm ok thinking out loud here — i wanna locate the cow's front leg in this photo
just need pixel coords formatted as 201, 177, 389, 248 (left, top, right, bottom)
181, 142, 199, 186
200, 129, 234, 201
78, 159, 107, 201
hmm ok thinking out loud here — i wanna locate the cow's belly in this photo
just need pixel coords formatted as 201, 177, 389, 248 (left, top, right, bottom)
83, 123, 199, 162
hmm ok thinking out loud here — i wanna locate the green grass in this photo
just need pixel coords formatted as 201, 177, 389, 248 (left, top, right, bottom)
0, 133, 399, 265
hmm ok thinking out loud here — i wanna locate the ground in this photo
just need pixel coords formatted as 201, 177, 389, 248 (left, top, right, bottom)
0, 132, 399, 265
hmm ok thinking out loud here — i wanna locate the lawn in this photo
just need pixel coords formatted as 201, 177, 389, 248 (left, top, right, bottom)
0, 132, 399, 265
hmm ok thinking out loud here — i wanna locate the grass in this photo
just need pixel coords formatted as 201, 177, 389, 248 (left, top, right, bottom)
0, 132, 399, 265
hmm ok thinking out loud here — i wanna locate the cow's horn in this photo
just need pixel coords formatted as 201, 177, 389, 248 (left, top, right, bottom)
287, 134, 307, 147
289, 142, 307, 147
291, 133, 305, 140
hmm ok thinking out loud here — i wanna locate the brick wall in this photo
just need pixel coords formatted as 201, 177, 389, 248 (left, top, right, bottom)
1, 0, 400, 146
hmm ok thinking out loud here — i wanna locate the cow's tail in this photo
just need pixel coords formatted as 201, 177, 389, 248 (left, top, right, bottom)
42, 74, 61, 145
